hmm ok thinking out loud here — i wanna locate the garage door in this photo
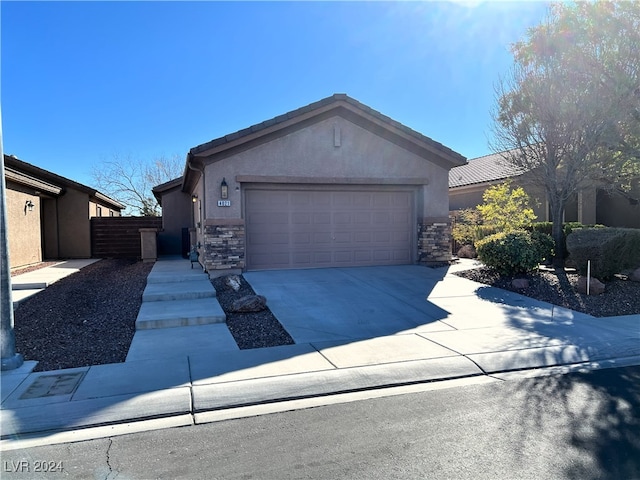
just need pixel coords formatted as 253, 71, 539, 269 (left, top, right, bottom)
245, 188, 414, 270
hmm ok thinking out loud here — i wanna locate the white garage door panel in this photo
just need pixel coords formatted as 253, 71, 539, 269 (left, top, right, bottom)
246, 188, 414, 270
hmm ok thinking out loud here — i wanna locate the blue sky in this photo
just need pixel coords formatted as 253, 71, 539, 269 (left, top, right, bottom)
2, 1, 549, 187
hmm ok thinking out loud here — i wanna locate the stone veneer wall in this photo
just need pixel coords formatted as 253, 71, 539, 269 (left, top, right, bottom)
418, 221, 451, 264
203, 223, 245, 273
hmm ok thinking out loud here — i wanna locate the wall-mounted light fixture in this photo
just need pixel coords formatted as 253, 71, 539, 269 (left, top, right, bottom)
220, 178, 228, 199
191, 194, 198, 203
24, 200, 34, 213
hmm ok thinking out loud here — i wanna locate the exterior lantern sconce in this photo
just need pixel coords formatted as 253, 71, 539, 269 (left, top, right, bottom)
191, 194, 198, 203
220, 178, 228, 199
24, 200, 34, 213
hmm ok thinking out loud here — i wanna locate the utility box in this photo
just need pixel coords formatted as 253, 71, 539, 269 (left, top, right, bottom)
139, 228, 159, 263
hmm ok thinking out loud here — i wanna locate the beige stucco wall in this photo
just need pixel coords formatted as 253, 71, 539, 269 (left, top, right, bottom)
597, 184, 640, 228
6, 183, 42, 268
89, 199, 121, 218
201, 116, 450, 222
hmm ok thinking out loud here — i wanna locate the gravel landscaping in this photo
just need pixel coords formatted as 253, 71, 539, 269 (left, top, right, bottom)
12, 259, 293, 372
13, 259, 153, 372
455, 266, 640, 317
211, 275, 294, 349
10, 259, 638, 373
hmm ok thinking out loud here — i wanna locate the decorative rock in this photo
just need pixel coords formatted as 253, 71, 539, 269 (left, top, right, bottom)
511, 278, 529, 290
630, 267, 640, 282
577, 276, 605, 295
224, 275, 242, 292
230, 295, 267, 313
457, 244, 476, 259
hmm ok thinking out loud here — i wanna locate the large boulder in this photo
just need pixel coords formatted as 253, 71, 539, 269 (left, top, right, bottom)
230, 295, 267, 313
511, 278, 530, 290
457, 244, 476, 259
224, 275, 242, 292
576, 276, 605, 296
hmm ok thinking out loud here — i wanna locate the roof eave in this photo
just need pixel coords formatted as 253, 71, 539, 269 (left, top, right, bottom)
190, 97, 466, 169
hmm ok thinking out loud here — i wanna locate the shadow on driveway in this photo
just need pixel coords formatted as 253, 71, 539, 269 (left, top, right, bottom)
244, 265, 452, 343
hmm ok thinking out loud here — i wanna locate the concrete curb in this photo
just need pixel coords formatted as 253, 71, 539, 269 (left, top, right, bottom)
2, 352, 640, 441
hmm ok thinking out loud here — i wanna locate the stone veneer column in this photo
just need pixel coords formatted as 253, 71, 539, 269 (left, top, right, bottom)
203, 220, 245, 275
417, 219, 452, 264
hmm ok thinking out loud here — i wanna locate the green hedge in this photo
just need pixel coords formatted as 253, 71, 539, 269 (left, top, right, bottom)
566, 227, 640, 280
528, 222, 605, 258
476, 230, 554, 276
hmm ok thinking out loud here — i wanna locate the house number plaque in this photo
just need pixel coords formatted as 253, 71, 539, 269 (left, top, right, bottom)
217, 200, 231, 207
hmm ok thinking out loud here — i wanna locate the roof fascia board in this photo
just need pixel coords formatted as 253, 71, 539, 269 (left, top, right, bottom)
190, 101, 348, 159
93, 192, 125, 209
182, 155, 204, 194
191, 101, 465, 170
5, 155, 121, 208
152, 176, 183, 194
5, 167, 63, 195
152, 177, 185, 205
338, 107, 465, 169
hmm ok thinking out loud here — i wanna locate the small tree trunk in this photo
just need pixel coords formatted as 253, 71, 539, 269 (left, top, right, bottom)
551, 205, 565, 268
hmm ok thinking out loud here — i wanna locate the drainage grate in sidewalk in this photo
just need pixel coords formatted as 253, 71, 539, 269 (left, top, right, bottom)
19, 372, 86, 399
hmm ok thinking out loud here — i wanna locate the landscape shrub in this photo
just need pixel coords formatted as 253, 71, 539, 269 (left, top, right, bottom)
476, 230, 554, 276
531, 230, 555, 264
451, 209, 481, 246
476, 182, 537, 232
452, 182, 537, 248
529, 222, 605, 259
566, 227, 640, 280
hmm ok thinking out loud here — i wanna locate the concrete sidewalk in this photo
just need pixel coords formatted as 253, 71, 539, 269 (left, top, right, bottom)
10, 259, 101, 308
2, 258, 639, 447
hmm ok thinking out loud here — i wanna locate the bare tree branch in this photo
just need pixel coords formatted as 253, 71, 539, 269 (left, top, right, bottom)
90, 154, 183, 216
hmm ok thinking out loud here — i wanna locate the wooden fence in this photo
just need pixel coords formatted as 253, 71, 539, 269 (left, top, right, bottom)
91, 217, 162, 258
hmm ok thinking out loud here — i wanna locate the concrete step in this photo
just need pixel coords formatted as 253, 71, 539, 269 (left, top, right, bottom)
146, 271, 209, 284
136, 298, 227, 330
12, 289, 44, 309
142, 280, 216, 302
12, 282, 48, 290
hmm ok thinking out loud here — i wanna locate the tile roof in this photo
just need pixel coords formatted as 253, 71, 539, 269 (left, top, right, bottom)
449, 151, 527, 188
189, 93, 467, 165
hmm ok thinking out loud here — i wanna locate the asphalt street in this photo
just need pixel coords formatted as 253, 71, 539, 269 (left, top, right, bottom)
2, 365, 639, 480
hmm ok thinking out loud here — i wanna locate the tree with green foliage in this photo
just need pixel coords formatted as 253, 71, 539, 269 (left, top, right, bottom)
492, 1, 640, 266
477, 181, 537, 232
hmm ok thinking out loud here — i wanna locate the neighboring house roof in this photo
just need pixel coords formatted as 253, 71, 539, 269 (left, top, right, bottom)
3, 154, 125, 210
151, 176, 183, 205
181, 94, 467, 192
449, 151, 527, 188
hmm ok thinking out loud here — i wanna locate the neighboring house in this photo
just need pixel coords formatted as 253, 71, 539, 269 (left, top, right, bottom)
154, 94, 466, 273
449, 151, 640, 228
4, 154, 124, 269
153, 176, 192, 256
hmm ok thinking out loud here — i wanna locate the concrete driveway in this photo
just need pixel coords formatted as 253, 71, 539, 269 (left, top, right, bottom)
244, 265, 455, 343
